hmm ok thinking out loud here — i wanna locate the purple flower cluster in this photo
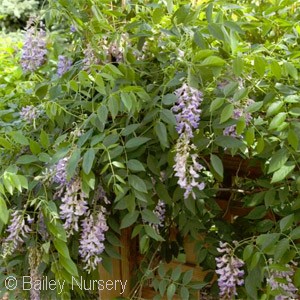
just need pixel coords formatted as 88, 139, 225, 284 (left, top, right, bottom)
21, 22, 47, 72
223, 100, 254, 137
79, 208, 109, 273
172, 84, 205, 199
152, 200, 166, 232
57, 55, 72, 77
172, 83, 203, 139
1, 210, 31, 258
267, 260, 298, 299
52, 157, 69, 185
59, 178, 88, 236
215, 242, 245, 299
20, 105, 39, 122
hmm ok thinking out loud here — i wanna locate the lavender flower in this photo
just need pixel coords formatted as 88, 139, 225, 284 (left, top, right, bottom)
215, 241, 245, 299
21, 22, 47, 72
152, 200, 166, 232
57, 55, 72, 77
52, 157, 69, 185
79, 208, 109, 273
172, 83, 203, 139
59, 178, 88, 236
20, 105, 39, 122
174, 136, 205, 199
267, 260, 298, 299
2, 210, 31, 258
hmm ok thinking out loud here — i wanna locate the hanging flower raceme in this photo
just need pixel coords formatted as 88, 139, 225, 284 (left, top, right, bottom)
215, 241, 245, 300
79, 207, 109, 273
59, 178, 88, 237
1, 210, 31, 258
172, 83, 205, 199
82, 43, 99, 71
266, 260, 298, 299
57, 55, 72, 77
21, 20, 47, 72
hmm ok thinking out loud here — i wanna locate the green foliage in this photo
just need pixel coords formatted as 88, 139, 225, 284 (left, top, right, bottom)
0, 0, 300, 299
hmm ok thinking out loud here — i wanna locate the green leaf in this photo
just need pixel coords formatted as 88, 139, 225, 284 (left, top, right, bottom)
152, 7, 164, 24
171, 265, 181, 281
53, 239, 71, 259
270, 60, 281, 80
144, 225, 164, 241
291, 227, 300, 240
245, 206, 266, 220
141, 210, 159, 224
201, 56, 225, 67
243, 244, 254, 261
161, 109, 176, 125
210, 154, 223, 178
11, 131, 29, 145
97, 105, 108, 123
210, 98, 224, 112
280, 214, 294, 232
288, 129, 299, 150
66, 148, 81, 180
121, 92, 133, 112
0, 197, 9, 224
129, 175, 147, 193
256, 137, 265, 154
268, 149, 289, 174
220, 103, 234, 123
121, 124, 140, 136
35, 84, 48, 99
254, 57, 266, 77
266, 101, 284, 117
245, 101, 263, 113
274, 238, 289, 262
120, 211, 139, 229
82, 149, 95, 174
16, 155, 38, 164
0, 137, 12, 149
180, 287, 189, 299
233, 56, 243, 76
271, 164, 295, 183
59, 256, 79, 277
208, 23, 224, 41
30, 140, 41, 154
215, 136, 244, 149
40, 130, 50, 148
155, 121, 169, 148
182, 270, 193, 285
245, 127, 255, 146
268, 112, 286, 130
127, 159, 145, 172
167, 283, 176, 300
284, 62, 298, 80
125, 137, 151, 149
95, 74, 106, 94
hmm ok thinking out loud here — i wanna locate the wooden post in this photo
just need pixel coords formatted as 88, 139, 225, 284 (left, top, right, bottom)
99, 228, 133, 299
